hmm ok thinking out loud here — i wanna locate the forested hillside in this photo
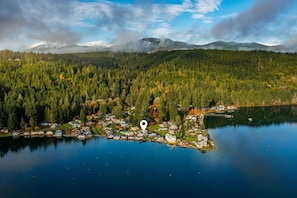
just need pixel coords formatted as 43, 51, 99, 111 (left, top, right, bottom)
0, 49, 296, 130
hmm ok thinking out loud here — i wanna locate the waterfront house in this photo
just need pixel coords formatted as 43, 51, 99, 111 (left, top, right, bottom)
23, 132, 30, 136
46, 131, 54, 137
12, 131, 20, 137
1, 128, 9, 134
30, 131, 38, 137
71, 129, 80, 137
38, 131, 45, 137
217, 105, 225, 111
55, 130, 63, 137
77, 134, 86, 140
198, 134, 208, 142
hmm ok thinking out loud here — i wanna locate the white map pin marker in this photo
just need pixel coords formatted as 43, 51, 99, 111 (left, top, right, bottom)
140, 120, 148, 132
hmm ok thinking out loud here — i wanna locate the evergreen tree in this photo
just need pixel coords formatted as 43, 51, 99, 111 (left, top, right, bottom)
20, 117, 26, 129
29, 116, 36, 127
7, 110, 18, 131
80, 109, 86, 125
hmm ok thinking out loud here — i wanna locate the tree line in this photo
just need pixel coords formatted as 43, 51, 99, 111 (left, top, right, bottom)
0, 49, 296, 130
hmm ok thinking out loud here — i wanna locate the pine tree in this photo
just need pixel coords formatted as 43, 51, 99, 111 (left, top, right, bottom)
20, 117, 26, 129
29, 116, 35, 127
80, 109, 86, 125
7, 111, 18, 131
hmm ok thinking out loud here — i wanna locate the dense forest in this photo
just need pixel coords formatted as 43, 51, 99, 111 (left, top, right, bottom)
0, 49, 296, 130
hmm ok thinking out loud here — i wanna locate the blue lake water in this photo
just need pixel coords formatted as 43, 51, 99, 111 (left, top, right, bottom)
1, 106, 297, 198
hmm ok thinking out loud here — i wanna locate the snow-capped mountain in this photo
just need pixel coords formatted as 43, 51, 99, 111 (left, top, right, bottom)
77, 41, 111, 48
27, 41, 110, 53
26, 38, 292, 54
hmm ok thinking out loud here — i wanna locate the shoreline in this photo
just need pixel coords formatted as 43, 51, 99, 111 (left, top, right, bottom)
1, 130, 215, 152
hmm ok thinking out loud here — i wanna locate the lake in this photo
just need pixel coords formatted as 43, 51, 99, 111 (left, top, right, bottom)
1, 106, 297, 198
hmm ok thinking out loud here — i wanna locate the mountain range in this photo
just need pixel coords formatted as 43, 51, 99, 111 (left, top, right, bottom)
26, 38, 295, 54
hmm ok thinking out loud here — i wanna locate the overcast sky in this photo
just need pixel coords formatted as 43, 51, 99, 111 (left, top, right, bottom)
1, 0, 297, 50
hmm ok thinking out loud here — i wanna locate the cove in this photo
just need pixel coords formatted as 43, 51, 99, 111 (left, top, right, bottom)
1, 106, 297, 198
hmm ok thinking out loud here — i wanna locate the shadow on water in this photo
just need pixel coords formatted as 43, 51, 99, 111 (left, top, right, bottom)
0, 137, 90, 158
205, 105, 297, 129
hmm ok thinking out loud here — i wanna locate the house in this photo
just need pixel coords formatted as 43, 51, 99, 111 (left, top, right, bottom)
12, 131, 20, 137
77, 134, 86, 140
38, 131, 45, 137
30, 131, 38, 137
54, 130, 63, 137
68, 121, 81, 128
217, 105, 225, 111
50, 123, 59, 129
40, 122, 49, 127
130, 127, 140, 131
71, 129, 80, 136
23, 132, 30, 136
46, 131, 54, 137
1, 129, 9, 134
82, 127, 92, 135
198, 134, 208, 142
194, 141, 208, 149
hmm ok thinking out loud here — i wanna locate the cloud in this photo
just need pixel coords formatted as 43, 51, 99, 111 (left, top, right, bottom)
211, 0, 294, 40
195, 0, 222, 14
283, 34, 297, 50
73, 1, 194, 42
29, 27, 81, 45
167, 26, 213, 45
74, 1, 157, 32
0, 0, 226, 50
281, 14, 297, 48
164, 0, 192, 19
111, 31, 141, 46
152, 23, 171, 37
0, 0, 80, 48
189, 0, 222, 24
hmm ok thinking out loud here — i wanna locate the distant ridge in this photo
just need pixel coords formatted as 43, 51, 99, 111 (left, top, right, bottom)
26, 38, 294, 54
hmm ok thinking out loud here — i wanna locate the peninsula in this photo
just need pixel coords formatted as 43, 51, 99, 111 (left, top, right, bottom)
1, 107, 221, 151
0, 49, 296, 151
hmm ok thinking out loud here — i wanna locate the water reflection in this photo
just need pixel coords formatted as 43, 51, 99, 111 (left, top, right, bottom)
0, 137, 89, 158
1, 107, 297, 197
208, 124, 297, 197
1, 106, 297, 159
205, 105, 297, 129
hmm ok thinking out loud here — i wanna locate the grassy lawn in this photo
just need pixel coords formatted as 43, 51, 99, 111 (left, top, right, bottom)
155, 130, 168, 136
59, 124, 73, 131
0, 133, 11, 138
148, 124, 169, 136
147, 125, 159, 132
184, 135, 197, 142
